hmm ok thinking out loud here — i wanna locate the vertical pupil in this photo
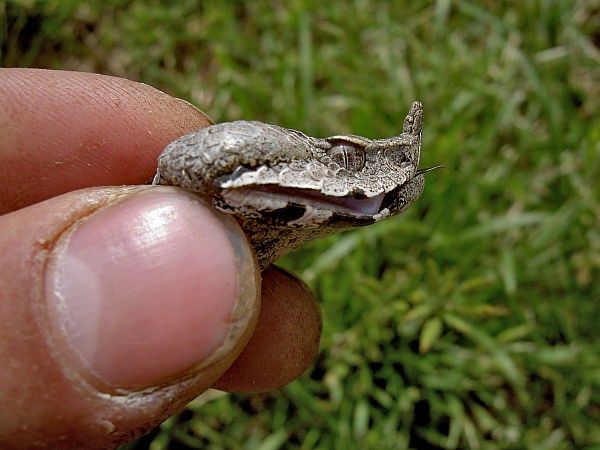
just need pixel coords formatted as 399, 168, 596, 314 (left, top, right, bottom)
326, 143, 365, 171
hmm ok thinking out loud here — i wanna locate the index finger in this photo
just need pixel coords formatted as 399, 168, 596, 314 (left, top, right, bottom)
0, 68, 212, 214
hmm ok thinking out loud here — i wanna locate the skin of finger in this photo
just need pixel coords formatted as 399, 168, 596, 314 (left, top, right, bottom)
215, 266, 322, 393
0, 186, 259, 449
0, 68, 212, 215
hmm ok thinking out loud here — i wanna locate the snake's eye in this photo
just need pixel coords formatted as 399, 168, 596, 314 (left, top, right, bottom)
326, 143, 366, 172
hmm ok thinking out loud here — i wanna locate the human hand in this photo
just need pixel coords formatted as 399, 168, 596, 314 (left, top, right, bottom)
0, 68, 321, 448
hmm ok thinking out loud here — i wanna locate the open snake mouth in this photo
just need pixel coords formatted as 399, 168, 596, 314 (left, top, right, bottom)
249, 185, 386, 215
222, 173, 424, 217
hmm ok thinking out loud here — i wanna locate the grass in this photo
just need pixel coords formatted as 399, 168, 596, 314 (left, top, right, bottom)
2, 0, 599, 448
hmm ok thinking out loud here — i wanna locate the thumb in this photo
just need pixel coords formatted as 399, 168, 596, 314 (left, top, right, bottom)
0, 186, 259, 448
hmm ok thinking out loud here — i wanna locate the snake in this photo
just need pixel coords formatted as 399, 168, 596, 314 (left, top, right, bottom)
153, 101, 427, 269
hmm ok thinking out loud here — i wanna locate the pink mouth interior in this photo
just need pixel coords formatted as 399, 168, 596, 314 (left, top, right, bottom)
326, 193, 385, 215
232, 186, 386, 216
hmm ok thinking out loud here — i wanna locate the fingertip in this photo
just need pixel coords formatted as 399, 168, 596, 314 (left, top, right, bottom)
0, 68, 213, 213
214, 266, 322, 392
43, 187, 260, 389
0, 186, 261, 447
